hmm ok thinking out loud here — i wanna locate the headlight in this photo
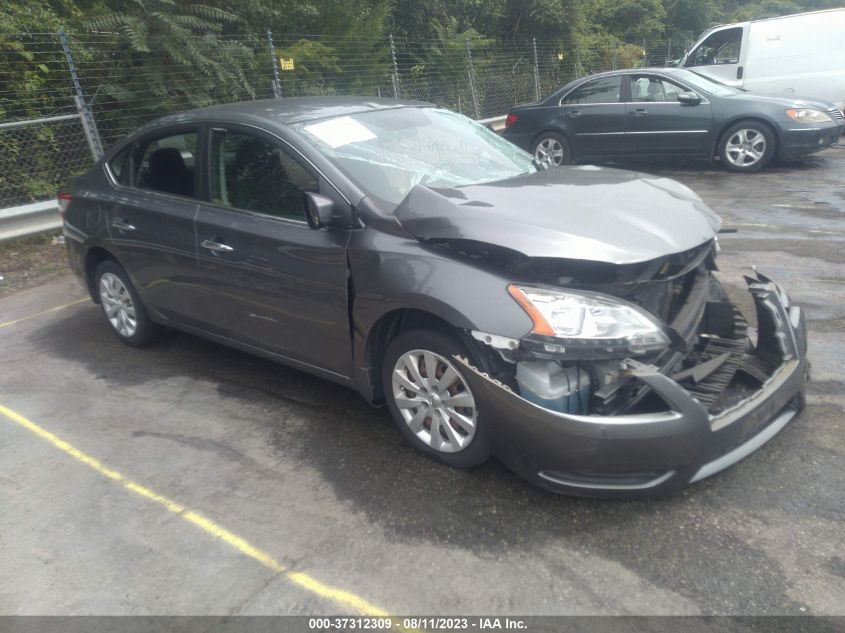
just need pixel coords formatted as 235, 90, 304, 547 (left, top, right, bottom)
785, 108, 832, 123
509, 285, 670, 355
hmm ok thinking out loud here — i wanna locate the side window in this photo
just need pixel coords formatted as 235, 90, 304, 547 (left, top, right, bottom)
107, 144, 132, 186
563, 76, 622, 105
630, 76, 685, 102
687, 27, 742, 67
136, 131, 198, 198
210, 128, 318, 221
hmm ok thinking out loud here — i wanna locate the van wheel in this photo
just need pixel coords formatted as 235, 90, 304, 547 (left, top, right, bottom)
95, 259, 159, 346
532, 132, 572, 166
382, 330, 491, 468
719, 121, 775, 172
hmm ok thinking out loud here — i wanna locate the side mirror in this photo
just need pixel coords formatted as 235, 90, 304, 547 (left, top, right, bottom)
303, 191, 352, 229
677, 91, 702, 105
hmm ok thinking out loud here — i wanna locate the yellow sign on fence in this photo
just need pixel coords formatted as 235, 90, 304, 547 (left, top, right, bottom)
280, 58, 295, 71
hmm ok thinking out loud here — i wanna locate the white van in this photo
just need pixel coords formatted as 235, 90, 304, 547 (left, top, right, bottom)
677, 9, 845, 112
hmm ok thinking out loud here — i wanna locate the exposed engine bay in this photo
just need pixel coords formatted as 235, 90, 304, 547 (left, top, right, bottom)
463, 239, 787, 420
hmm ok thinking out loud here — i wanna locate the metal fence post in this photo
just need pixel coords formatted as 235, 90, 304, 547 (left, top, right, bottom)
666, 38, 672, 66
59, 29, 103, 161
466, 37, 480, 119
389, 33, 400, 99
267, 29, 282, 99
532, 37, 541, 101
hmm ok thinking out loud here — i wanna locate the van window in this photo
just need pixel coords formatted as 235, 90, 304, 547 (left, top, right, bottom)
687, 27, 742, 67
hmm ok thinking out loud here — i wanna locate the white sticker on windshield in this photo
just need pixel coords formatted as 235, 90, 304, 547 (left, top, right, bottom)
304, 116, 376, 148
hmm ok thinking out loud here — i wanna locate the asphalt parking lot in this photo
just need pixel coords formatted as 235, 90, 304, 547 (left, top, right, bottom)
1, 147, 843, 617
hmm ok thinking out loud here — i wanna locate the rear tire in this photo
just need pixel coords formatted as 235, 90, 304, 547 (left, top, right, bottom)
532, 132, 572, 166
719, 121, 775, 172
382, 329, 491, 468
95, 259, 159, 346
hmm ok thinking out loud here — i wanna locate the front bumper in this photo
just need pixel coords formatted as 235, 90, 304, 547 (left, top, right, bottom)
460, 272, 808, 498
780, 124, 842, 159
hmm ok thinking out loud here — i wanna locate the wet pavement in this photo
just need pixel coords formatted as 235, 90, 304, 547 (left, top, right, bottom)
0, 147, 843, 616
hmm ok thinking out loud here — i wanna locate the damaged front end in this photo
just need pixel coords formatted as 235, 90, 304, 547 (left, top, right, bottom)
462, 266, 808, 497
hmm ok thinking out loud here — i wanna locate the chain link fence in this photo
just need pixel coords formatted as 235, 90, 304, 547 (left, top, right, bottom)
0, 31, 689, 212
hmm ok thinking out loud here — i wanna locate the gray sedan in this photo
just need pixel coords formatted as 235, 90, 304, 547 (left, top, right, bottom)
502, 67, 843, 171
61, 97, 808, 497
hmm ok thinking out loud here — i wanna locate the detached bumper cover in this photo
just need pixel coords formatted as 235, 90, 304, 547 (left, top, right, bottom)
459, 272, 808, 497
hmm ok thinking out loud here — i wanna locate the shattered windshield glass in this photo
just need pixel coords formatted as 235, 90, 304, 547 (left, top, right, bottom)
295, 107, 537, 212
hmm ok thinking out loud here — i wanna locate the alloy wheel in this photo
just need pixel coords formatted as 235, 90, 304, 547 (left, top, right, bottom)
725, 128, 767, 168
391, 349, 477, 454
534, 137, 566, 166
99, 272, 138, 338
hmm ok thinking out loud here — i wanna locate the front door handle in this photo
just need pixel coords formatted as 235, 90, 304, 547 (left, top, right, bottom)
634, 107, 648, 116
568, 110, 582, 117
111, 218, 136, 231
201, 239, 234, 253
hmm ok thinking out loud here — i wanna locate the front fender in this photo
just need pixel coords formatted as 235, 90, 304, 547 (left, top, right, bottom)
348, 231, 533, 400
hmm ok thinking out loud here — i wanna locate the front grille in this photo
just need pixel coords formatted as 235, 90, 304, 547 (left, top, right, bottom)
829, 107, 844, 122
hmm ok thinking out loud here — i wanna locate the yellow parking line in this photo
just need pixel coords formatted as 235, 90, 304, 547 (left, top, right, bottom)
0, 403, 390, 617
0, 297, 88, 330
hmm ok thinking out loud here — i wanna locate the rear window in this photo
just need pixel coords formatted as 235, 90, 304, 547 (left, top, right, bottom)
107, 145, 132, 186
562, 76, 623, 105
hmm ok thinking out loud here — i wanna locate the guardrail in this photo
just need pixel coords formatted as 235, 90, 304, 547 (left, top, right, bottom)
0, 200, 61, 243
478, 115, 507, 133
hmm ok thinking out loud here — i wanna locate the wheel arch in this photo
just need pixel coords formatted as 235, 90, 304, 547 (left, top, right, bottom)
358, 306, 473, 404
713, 116, 781, 159
530, 128, 574, 151
83, 246, 121, 303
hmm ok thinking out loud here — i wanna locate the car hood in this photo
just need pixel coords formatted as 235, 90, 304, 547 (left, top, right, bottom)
393, 165, 721, 265
728, 92, 837, 111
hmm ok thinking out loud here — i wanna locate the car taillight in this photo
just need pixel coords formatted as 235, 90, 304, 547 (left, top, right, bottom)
505, 113, 518, 128
57, 191, 72, 218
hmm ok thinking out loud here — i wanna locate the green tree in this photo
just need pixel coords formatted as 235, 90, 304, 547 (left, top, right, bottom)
81, 0, 261, 143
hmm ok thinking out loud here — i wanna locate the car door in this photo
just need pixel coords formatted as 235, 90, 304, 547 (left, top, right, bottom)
193, 124, 352, 378
624, 74, 713, 157
683, 25, 747, 87
558, 75, 627, 157
106, 126, 204, 326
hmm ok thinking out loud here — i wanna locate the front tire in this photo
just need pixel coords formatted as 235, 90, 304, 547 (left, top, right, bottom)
95, 259, 159, 346
719, 121, 775, 172
382, 330, 491, 468
532, 132, 572, 166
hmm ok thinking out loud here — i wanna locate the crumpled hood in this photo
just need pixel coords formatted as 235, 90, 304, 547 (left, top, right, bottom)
393, 165, 721, 265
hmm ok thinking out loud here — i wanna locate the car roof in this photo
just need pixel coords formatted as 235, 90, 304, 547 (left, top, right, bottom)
134, 96, 434, 135
544, 67, 691, 101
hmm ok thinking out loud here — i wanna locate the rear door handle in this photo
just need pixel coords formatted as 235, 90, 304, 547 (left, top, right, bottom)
568, 110, 582, 117
111, 218, 136, 231
201, 239, 234, 253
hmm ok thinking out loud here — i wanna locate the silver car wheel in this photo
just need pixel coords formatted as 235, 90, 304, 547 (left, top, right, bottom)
725, 128, 766, 167
99, 272, 137, 338
534, 137, 566, 166
391, 349, 477, 454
